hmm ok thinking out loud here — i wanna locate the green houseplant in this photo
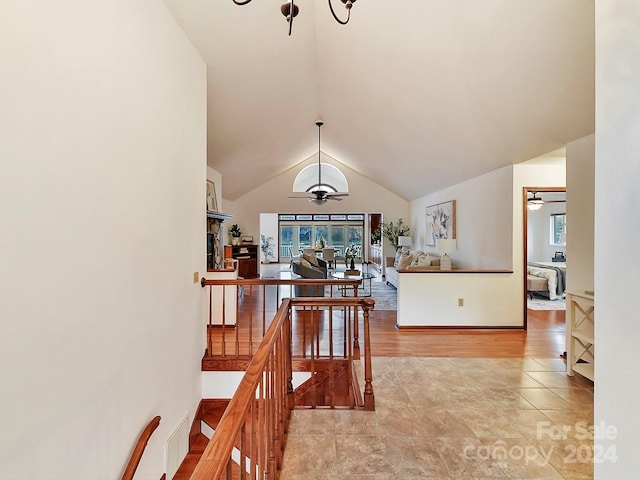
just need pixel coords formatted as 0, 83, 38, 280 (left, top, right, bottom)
229, 224, 242, 245
380, 218, 411, 250
260, 235, 274, 263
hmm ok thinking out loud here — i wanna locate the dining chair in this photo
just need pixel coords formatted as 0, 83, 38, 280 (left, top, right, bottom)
288, 246, 299, 269
322, 247, 336, 269
302, 248, 316, 257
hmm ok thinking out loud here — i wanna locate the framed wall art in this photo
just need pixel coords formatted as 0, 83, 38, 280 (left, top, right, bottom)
426, 200, 456, 247
206, 180, 218, 212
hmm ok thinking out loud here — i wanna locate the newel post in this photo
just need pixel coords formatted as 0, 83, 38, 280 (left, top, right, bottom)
361, 298, 375, 410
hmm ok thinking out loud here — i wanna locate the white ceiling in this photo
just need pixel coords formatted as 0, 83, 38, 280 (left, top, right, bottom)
162, 0, 594, 201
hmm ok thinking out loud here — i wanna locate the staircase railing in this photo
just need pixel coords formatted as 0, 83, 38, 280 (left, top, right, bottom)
120, 415, 161, 480
190, 296, 375, 480
201, 277, 362, 362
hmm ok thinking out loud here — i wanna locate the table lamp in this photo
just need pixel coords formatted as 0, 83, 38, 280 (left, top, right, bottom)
397, 236, 412, 253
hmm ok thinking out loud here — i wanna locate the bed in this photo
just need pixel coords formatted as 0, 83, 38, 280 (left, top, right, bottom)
527, 261, 566, 300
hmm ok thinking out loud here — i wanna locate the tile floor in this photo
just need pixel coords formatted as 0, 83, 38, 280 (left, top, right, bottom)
280, 357, 593, 479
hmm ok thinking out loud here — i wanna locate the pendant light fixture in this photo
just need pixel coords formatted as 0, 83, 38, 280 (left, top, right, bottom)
288, 121, 349, 205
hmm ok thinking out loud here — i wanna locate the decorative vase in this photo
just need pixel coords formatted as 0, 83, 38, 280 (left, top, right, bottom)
350, 258, 356, 270
440, 253, 452, 270
232, 237, 240, 246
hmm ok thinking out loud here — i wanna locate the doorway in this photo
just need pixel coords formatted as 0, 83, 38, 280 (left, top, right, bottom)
523, 186, 567, 327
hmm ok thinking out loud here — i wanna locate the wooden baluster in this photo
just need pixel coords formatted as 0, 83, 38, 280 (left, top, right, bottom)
347, 305, 355, 408
329, 305, 335, 408
268, 351, 277, 479
250, 399, 257, 480
352, 292, 360, 359
221, 284, 227, 357
234, 283, 240, 357
285, 312, 294, 410
239, 423, 246, 480
207, 286, 213, 356
310, 305, 316, 408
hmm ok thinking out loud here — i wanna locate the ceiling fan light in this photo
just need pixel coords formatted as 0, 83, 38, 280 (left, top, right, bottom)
527, 199, 544, 211
290, 121, 349, 205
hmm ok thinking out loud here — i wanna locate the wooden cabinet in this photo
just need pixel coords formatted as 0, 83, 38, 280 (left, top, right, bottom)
224, 244, 259, 279
566, 291, 594, 381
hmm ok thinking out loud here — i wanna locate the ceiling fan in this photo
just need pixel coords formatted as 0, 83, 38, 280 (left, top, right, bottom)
527, 191, 566, 210
288, 121, 349, 205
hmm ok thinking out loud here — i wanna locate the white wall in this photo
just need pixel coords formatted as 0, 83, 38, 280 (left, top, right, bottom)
410, 166, 513, 270
0, 1, 206, 478
225, 153, 409, 257
595, 1, 640, 477
566, 134, 595, 293
398, 272, 521, 327
405, 161, 566, 328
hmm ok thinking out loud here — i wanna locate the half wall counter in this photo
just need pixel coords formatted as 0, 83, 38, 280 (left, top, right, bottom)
396, 269, 520, 328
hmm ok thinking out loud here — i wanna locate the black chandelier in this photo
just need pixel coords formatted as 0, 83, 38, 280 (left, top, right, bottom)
232, 0, 356, 36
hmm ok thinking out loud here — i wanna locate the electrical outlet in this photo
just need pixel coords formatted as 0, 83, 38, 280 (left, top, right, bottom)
458, 298, 464, 307
193, 272, 199, 284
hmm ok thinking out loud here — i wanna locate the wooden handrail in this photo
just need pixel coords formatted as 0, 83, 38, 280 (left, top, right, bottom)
191, 296, 376, 479
121, 415, 161, 480
191, 299, 293, 479
201, 276, 362, 288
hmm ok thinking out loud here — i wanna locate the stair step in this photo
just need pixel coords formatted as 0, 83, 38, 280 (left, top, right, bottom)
172, 452, 203, 480
190, 433, 209, 454
200, 399, 229, 431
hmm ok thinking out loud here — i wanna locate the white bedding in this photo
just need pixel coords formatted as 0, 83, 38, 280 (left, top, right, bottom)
527, 266, 560, 300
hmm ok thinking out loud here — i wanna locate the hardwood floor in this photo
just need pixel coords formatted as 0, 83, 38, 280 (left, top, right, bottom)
254, 263, 567, 360
368, 308, 566, 358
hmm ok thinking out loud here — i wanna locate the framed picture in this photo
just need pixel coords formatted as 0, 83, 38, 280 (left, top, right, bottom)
426, 200, 456, 247
241, 236, 254, 244
206, 180, 218, 212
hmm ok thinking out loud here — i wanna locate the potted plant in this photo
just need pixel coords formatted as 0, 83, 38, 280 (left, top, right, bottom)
229, 224, 242, 246
380, 218, 411, 250
371, 228, 381, 245
260, 235, 274, 263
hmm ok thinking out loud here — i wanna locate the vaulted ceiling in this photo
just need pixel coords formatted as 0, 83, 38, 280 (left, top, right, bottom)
162, 0, 594, 201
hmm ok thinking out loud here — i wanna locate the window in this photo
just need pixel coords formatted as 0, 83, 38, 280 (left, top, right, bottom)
550, 213, 566, 246
278, 214, 364, 259
298, 225, 312, 248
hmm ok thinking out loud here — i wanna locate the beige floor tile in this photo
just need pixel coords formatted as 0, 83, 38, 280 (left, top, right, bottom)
280, 357, 593, 480
533, 357, 569, 372
518, 358, 559, 372
280, 434, 336, 476
548, 387, 594, 406
527, 371, 584, 389
517, 388, 572, 410
334, 435, 394, 475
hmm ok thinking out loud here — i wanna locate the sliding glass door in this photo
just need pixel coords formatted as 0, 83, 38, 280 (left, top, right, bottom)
278, 214, 364, 261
